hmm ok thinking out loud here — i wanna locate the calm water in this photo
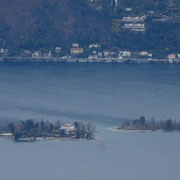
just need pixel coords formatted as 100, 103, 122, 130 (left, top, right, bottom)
0, 62, 180, 180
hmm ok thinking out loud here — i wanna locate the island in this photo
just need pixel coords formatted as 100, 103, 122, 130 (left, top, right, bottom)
114, 116, 180, 132
0, 119, 96, 142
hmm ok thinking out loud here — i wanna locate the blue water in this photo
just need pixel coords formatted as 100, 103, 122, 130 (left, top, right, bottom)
0, 62, 180, 180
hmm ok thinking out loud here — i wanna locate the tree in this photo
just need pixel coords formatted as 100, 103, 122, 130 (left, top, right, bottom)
7, 122, 15, 133
86, 122, 96, 134
165, 119, 173, 131
140, 116, 146, 126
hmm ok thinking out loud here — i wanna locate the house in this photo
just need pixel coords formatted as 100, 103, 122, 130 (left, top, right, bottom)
103, 51, 117, 58
118, 51, 131, 57
123, 23, 145, 31
0, 48, 8, 54
42, 51, 52, 58
153, 15, 172, 22
97, 52, 103, 58
89, 43, 100, 48
32, 51, 41, 57
168, 54, 176, 60
125, 8, 132, 11
24, 50, 31, 54
72, 43, 79, 48
48, 51, 52, 57
122, 16, 146, 22
148, 53, 153, 57
61, 124, 75, 134
148, 10, 154, 14
88, 55, 98, 60
123, 23, 145, 29
71, 48, 84, 55
139, 51, 148, 56
55, 47, 62, 53
92, 50, 97, 54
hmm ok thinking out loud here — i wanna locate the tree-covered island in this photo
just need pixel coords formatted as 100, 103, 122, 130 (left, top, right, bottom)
115, 116, 180, 131
0, 120, 96, 142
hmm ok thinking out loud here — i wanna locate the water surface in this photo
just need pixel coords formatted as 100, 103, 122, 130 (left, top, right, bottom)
0, 62, 179, 180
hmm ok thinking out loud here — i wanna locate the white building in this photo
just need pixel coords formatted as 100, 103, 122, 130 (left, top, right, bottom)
55, 47, 62, 53
72, 43, 79, 48
118, 51, 131, 57
122, 16, 146, 22
125, 8, 132, 11
103, 51, 117, 58
0, 48, 8, 54
32, 51, 41, 57
98, 52, 103, 58
89, 43, 100, 48
61, 124, 75, 132
123, 23, 145, 29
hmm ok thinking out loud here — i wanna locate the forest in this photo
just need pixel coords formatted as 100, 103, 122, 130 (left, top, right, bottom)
0, 0, 180, 56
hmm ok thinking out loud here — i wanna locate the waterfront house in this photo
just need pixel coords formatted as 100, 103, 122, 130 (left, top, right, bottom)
118, 51, 131, 57
88, 55, 98, 60
71, 48, 84, 55
55, 47, 62, 53
97, 52, 103, 58
0, 48, 8, 55
148, 53, 153, 57
168, 54, 176, 60
42, 51, 52, 58
32, 51, 41, 58
89, 43, 100, 48
139, 51, 148, 56
103, 51, 117, 58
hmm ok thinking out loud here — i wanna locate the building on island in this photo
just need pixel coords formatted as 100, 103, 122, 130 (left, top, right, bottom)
61, 124, 75, 135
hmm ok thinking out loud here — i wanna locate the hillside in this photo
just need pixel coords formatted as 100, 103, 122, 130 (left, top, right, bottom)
0, 0, 180, 56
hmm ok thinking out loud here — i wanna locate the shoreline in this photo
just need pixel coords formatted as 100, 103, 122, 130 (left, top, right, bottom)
112, 128, 180, 133
0, 56, 180, 63
0, 134, 97, 142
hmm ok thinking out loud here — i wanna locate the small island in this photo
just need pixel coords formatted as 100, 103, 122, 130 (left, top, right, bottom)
115, 116, 180, 132
0, 119, 96, 142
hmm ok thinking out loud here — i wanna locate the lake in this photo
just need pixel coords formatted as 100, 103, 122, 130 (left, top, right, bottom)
0, 62, 179, 180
